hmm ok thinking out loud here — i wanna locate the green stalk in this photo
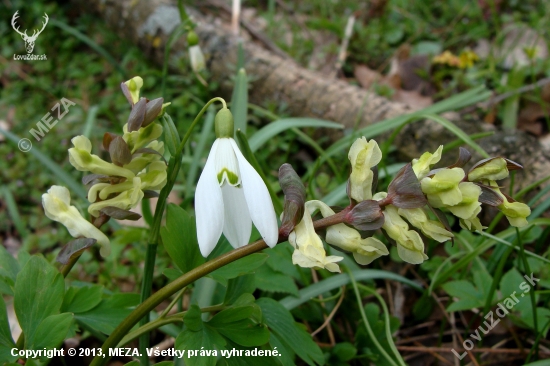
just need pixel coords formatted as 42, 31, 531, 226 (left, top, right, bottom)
348, 269, 401, 366
137, 98, 228, 365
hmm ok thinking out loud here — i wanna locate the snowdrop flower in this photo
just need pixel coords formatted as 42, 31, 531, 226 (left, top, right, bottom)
187, 31, 205, 73
195, 107, 278, 257
348, 137, 382, 201
42, 186, 110, 256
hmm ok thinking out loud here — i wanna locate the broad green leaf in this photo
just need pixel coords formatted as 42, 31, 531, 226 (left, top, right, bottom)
30, 313, 73, 351
176, 304, 226, 366
209, 305, 269, 347
442, 280, 484, 312
209, 254, 268, 286
248, 118, 343, 152
0, 246, 20, 296
154, 362, 174, 366
14, 256, 65, 348
161, 204, 204, 273
123, 361, 140, 366
254, 266, 299, 296
231, 68, 249, 134
61, 285, 104, 313
257, 298, 324, 366
224, 275, 256, 305
75, 293, 139, 334
0, 297, 16, 364
331, 342, 357, 362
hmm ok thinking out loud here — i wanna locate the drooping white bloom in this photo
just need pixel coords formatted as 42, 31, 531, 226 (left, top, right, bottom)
42, 186, 110, 256
195, 137, 278, 257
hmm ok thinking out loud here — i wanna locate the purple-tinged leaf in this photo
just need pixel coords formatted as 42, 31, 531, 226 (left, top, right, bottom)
109, 136, 132, 166
57, 238, 96, 265
388, 163, 427, 209
99, 206, 142, 220
127, 97, 147, 132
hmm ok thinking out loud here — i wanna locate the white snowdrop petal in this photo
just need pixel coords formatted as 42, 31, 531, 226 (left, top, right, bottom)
230, 139, 278, 247
221, 184, 252, 248
195, 140, 224, 257
215, 138, 240, 186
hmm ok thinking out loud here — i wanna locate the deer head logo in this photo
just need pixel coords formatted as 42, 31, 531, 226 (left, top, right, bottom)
11, 11, 49, 54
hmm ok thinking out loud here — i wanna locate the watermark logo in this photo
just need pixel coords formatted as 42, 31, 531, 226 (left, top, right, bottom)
11, 11, 48, 61
452, 272, 540, 360
18, 98, 76, 152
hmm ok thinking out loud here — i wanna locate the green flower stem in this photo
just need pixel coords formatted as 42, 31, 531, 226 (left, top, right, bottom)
348, 269, 402, 366
138, 97, 228, 365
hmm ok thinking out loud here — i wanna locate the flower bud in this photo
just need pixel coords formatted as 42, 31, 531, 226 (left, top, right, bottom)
468, 157, 508, 182
122, 76, 144, 105
127, 98, 147, 132
142, 97, 164, 127
215, 108, 234, 138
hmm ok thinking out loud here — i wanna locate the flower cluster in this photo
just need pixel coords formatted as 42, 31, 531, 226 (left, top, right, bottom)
42, 76, 168, 257
283, 137, 531, 272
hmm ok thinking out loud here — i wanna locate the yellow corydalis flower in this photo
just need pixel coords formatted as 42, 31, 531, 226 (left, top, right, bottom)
348, 137, 382, 202
307, 200, 389, 265
382, 205, 428, 264
289, 202, 343, 273
42, 186, 110, 256
421, 168, 465, 207
412, 145, 443, 179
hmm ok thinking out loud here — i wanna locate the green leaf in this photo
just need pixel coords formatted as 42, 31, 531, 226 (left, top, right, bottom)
254, 266, 299, 296
14, 256, 65, 348
30, 313, 73, 351
209, 254, 268, 286
0, 245, 20, 296
442, 280, 485, 312
123, 362, 140, 366
332, 342, 357, 362
176, 305, 226, 366
75, 293, 139, 334
224, 275, 256, 305
256, 298, 324, 366
231, 68, 249, 134
161, 204, 204, 273
209, 305, 269, 347
0, 297, 16, 364
61, 285, 104, 313
248, 118, 343, 152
